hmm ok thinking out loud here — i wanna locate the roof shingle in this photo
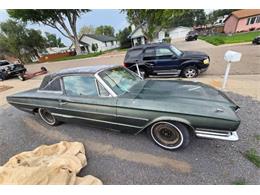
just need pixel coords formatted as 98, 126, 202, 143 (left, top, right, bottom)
232, 9, 260, 19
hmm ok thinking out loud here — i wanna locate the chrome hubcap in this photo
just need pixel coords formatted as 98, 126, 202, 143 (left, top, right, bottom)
39, 108, 55, 125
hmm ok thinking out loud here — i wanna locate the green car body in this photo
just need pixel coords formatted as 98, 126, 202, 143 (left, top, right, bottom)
7, 65, 240, 150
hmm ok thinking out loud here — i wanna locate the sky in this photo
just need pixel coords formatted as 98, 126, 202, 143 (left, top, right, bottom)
0, 9, 129, 46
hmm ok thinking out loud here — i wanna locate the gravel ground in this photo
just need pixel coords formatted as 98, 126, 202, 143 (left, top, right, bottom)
0, 92, 259, 184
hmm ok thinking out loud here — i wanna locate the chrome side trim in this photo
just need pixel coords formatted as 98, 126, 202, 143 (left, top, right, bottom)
8, 101, 150, 122
117, 114, 149, 121
37, 90, 63, 94
52, 113, 142, 129
195, 129, 239, 141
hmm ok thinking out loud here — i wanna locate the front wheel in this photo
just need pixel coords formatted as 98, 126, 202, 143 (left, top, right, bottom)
182, 66, 198, 78
148, 121, 191, 150
38, 108, 60, 126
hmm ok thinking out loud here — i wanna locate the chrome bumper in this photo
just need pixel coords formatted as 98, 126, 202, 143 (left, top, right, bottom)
195, 129, 239, 141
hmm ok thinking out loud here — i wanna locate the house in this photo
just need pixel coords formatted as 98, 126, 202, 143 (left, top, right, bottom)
128, 24, 192, 46
224, 9, 260, 34
214, 15, 228, 26
78, 34, 119, 53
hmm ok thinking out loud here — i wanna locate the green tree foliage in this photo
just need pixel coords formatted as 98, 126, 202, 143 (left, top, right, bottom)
123, 9, 187, 41
171, 9, 206, 27
207, 9, 238, 25
8, 9, 90, 55
45, 32, 66, 48
116, 26, 132, 49
95, 25, 115, 36
78, 25, 95, 37
0, 20, 46, 63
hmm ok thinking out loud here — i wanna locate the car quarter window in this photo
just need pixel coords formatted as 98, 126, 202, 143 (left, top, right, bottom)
97, 81, 110, 97
42, 77, 62, 92
126, 49, 143, 60
63, 75, 98, 97
155, 47, 173, 57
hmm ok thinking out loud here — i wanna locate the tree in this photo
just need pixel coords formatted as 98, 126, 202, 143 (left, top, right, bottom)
117, 26, 131, 49
95, 25, 115, 36
78, 25, 95, 37
7, 9, 90, 55
193, 10, 207, 26
170, 9, 206, 27
45, 32, 66, 48
0, 20, 46, 63
207, 9, 238, 25
123, 10, 187, 42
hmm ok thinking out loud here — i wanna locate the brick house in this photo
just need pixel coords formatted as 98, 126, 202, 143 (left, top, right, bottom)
224, 9, 260, 34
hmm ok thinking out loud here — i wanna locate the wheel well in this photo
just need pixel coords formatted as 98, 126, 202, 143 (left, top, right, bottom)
144, 120, 195, 136
33, 108, 39, 113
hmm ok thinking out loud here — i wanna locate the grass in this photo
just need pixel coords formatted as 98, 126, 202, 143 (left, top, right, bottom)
244, 149, 260, 168
232, 178, 246, 185
255, 134, 260, 141
199, 31, 260, 46
50, 51, 103, 62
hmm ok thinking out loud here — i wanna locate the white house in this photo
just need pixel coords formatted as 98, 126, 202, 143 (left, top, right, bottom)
128, 24, 192, 46
78, 34, 119, 53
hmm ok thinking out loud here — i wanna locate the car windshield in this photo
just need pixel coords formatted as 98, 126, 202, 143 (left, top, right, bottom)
98, 67, 142, 96
170, 45, 183, 56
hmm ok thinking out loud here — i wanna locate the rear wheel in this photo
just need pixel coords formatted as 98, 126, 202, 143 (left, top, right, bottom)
148, 121, 191, 150
182, 66, 198, 78
38, 108, 59, 126
0, 72, 7, 81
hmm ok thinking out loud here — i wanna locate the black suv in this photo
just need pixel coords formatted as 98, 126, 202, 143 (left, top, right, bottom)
0, 60, 27, 81
124, 43, 210, 78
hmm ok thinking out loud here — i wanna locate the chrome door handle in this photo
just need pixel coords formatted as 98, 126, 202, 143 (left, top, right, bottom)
59, 100, 67, 105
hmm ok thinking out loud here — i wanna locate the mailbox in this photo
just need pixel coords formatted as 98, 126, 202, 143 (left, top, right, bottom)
224, 50, 242, 63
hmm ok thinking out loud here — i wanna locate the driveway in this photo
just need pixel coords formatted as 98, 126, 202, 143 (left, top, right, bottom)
0, 92, 259, 184
173, 39, 260, 75
0, 41, 259, 184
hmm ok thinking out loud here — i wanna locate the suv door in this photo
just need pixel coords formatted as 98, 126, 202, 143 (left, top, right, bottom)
142, 47, 156, 73
59, 74, 118, 130
153, 47, 181, 75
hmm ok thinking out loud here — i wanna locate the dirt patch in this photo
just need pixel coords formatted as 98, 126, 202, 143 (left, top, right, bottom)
23, 117, 192, 173
0, 85, 13, 93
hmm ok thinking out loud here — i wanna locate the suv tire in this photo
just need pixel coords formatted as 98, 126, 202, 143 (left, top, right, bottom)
182, 66, 198, 78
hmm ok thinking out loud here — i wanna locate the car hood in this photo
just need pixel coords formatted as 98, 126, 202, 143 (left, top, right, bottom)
181, 51, 208, 59
121, 80, 239, 120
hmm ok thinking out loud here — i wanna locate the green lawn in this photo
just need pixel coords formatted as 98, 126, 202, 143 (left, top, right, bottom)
199, 31, 260, 46
50, 51, 103, 62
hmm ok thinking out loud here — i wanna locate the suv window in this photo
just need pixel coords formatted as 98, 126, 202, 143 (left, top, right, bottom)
156, 48, 173, 56
143, 48, 155, 60
155, 47, 174, 59
63, 75, 98, 97
126, 49, 142, 60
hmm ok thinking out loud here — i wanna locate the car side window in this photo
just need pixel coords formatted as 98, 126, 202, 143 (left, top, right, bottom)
143, 48, 155, 61
155, 47, 174, 59
63, 75, 98, 97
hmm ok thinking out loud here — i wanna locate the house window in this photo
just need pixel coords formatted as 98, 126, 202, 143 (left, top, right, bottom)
256, 16, 260, 23
105, 42, 107, 47
246, 18, 250, 25
250, 17, 256, 24
111, 41, 114, 46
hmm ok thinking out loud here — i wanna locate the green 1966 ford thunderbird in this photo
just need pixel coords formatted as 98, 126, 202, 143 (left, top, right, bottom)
7, 65, 240, 150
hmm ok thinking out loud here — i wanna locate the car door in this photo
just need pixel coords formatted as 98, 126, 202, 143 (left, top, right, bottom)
142, 47, 156, 73
58, 74, 118, 130
153, 46, 181, 75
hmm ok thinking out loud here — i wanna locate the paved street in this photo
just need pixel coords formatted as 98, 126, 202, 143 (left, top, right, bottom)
0, 40, 260, 184
0, 92, 259, 184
